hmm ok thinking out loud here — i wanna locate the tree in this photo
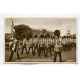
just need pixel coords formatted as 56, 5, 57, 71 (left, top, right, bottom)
14, 24, 32, 40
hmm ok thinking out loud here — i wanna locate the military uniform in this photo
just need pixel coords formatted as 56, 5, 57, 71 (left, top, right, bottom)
46, 38, 52, 56
54, 37, 63, 62
8, 39, 20, 61
28, 38, 35, 56
21, 38, 28, 55
38, 38, 46, 57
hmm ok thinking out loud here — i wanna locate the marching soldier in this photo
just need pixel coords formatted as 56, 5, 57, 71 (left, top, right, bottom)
46, 36, 52, 57
38, 38, 42, 57
53, 30, 63, 62
43, 37, 47, 57
62, 36, 67, 51
21, 36, 28, 55
28, 38, 35, 56
46, 37, 49, 56
32, 35, 38, 56
8, 38, 20, 61
38, 37, 44, 57
49, 37, 54, 56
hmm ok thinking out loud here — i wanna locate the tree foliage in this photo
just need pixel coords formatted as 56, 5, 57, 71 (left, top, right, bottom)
14, 24, 32, 40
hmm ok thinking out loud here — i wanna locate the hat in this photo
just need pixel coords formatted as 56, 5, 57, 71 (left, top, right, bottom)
54, 30, 60, 37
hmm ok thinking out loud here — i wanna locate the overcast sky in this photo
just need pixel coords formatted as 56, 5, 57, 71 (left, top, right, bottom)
5, 17, 76, 35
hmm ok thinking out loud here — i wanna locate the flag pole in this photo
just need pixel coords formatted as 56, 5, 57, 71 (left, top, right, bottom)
11, 17, 15, 40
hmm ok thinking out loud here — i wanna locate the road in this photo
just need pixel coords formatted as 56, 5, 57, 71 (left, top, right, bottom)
5, 47, 76, 63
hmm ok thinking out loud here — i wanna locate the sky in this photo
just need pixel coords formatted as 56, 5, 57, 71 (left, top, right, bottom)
5, 17, 76, 35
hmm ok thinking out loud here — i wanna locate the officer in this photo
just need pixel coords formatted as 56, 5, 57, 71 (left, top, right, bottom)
8, 38, 20, 61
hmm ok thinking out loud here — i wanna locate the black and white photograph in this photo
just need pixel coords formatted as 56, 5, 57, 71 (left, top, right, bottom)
5, 17, 76, 63
1, 0, 80, 80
